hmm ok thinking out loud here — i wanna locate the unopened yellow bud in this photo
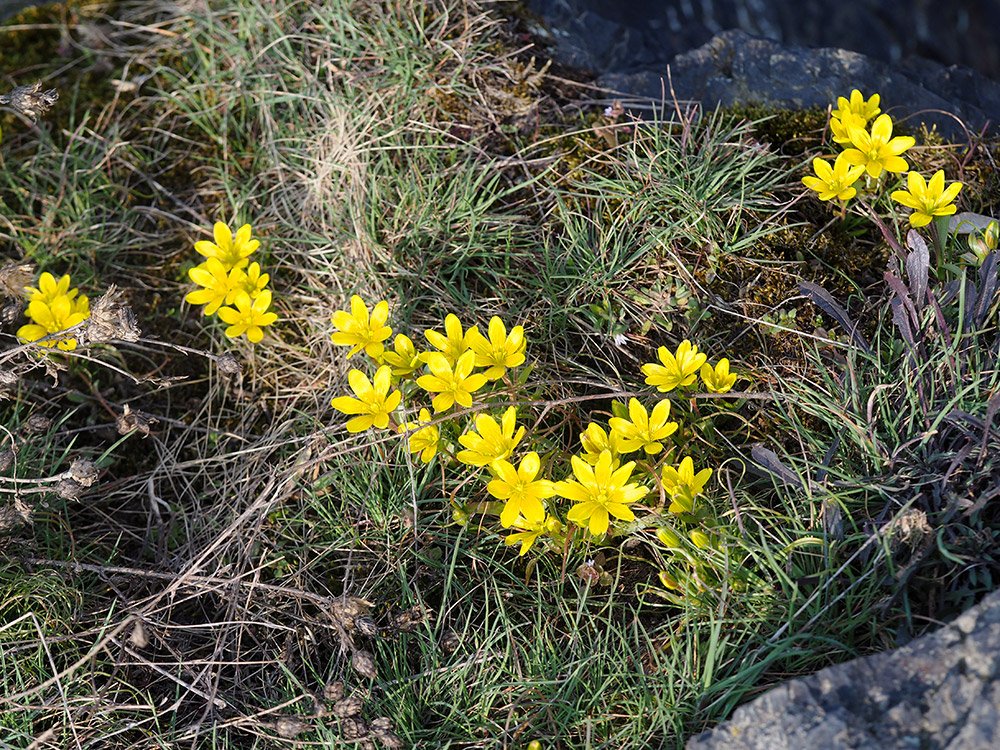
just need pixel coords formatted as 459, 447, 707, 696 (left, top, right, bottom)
658, 571, 680, 590
657, 527, 681, 548
689, 530, 711, 549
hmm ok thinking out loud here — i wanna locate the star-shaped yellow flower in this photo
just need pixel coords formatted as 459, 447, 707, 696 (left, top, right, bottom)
832, 90, 880, 125
661, 457, 713, 514
331, 365, 402, 432
416, 350, 487, 413
24, 272, 80, 306
608, 398, 678, 455
487, 452, 556, 527
17, 295, 89, 351
802, 154, 865, 202
186, 257, 241, 316
456, 406, 525, 466
578, 422, 624, 467
194, 221, 259, 271
217, 290, 278, 343
330, 295, 392, 359
399, 407, 439, 463
381, 333, 422, 378
504, 516, 562, 556
556, 450, 649, 537
466, 316, 526, 380
700, 359, 737, 394
423, 314, 477, 367
841, 114, 914, 179
642, 340, 707, 392
891, 170, 963, 228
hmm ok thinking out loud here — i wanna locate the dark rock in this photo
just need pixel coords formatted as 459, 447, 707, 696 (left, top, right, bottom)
598, 30, 1000, 140
526, 1, 1000, 82
686, 588, 1000, 750
527, 1, 1000, 139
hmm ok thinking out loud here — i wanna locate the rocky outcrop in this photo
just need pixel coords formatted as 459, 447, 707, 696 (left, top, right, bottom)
600, 30, 1000, 139
527, 1, 1000, 139
686, 589, 1000, 750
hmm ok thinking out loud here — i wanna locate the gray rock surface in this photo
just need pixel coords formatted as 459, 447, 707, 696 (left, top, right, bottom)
600, 30, 1000, 140
527, 0, 1000, 81
686, 589, 1000, 750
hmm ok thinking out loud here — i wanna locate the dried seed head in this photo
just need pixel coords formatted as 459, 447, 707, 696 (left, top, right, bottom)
371, 717, 404, 749
0, 82, 59, 121
0, 499, 33, 532
352, 649, 377, 680
275, 716, 311, 739
330, 596, 372, 630
439, 629, 460, 655
355, 615, 379, 638
81, 285, 140, 344
1, 301, 24, 325
23, 413, 52, 434
0, 263, 34, 298
323, 681, 346, 703
69, 458, 99, 487
0, 369, 18, 390
340, 717, 368, 740
392, 604, 430, 633
129, 619, 149, 649
216, 353, 242, 377
55, 478, 85, 500
117, 404, 156, 437
331, 695, 364, 719
0, 447, 16, 473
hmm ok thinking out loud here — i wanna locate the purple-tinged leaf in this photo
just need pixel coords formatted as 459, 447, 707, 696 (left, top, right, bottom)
974, 251, 999, 328
884, 271, 919, 333
906, 230, 929, 309
750, 445, 808, 491
798, 280, 870, 353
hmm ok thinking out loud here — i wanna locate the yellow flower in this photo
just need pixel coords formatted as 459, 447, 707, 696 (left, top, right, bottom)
556, 450, 649, 536
381, 333, 422, 378
416, 350, 487, 413
330, 295, 392, 359
841, 114, 914, 179
17, 295, 89, 351
217, 290, 278, 343
194, 221, 258, 271
331, 365, 402, 432
578, 422, 624, 467
423, 313, 477, 367
661, 457, 713, 514
700, 359, 737, 394
802, 154, 865, 202
891, 170, 963, 228
456, 406, 525, 466
504, 516, 561, 556
235, 261, 269, 299
24, 272, 79, 305
641, 340, 707, 392
608, 398, 678, 455
487, 452, 556, 527
400, 407, 439, 463
831, 90, 880, 125
186, 257, 241, 315
466, 316, 526, 380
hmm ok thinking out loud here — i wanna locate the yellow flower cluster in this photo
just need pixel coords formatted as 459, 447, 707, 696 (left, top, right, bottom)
803, 90, 962, 228
329, 301, 738, 560
185, 221, 278, 343
17, 272, 90, 351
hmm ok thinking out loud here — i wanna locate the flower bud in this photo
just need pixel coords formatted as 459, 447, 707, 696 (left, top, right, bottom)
656, 527, 681, 548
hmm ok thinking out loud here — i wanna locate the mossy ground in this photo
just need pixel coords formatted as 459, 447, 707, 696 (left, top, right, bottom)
1, 1, 998, 748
